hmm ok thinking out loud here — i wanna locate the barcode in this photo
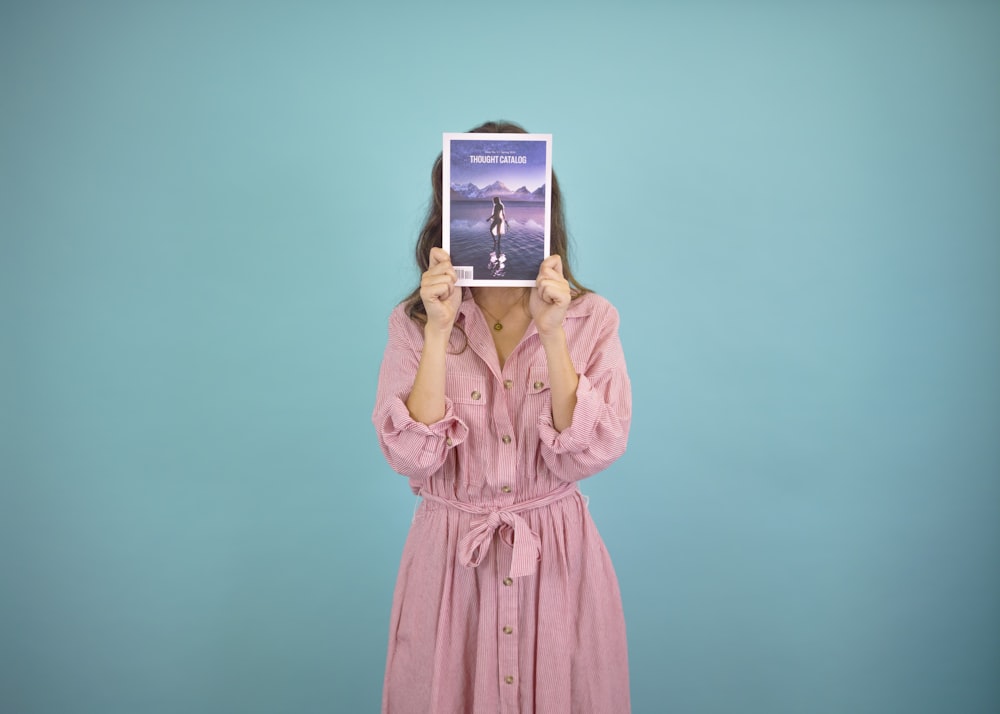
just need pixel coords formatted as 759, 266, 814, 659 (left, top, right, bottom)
454, 266, 474, 281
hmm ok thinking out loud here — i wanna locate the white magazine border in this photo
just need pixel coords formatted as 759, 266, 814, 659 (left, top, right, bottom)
442, 132, 552, 287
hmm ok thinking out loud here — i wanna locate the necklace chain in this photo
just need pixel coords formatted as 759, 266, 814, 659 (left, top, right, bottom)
476, 292, 527, 332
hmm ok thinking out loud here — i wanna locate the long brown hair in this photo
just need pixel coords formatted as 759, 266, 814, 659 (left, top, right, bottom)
403, 120, 589, 324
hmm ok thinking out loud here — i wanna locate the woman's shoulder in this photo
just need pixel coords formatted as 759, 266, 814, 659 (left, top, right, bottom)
386, 300, 424, 339
389, 300, 412, 320
568, 290, 620, 322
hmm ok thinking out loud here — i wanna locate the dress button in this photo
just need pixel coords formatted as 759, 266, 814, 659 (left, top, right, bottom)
533, 380, 544, 389
504, 675, 514, 685
501, 485, 512, 493
471, 390, 481, 400
503, 577, 513, 586
501, 435, 512, 444
503, 626, 513, 634
504, 379, 513, 389
446, 437, 453, 446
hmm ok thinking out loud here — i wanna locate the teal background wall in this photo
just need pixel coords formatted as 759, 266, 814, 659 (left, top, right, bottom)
2, 1, 998, 712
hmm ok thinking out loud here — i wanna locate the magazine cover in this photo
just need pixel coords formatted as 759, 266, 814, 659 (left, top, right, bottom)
442, 132, 552, 287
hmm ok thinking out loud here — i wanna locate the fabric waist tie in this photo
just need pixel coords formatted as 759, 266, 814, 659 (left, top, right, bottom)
418, 483, 580, 579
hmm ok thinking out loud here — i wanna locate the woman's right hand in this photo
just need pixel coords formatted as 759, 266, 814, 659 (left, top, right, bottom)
420, 247, 462, 334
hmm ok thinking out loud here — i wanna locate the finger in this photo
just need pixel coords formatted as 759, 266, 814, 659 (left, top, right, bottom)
428, 247, 452, 268
424, 284, 455, 305
538, 285, 558, 306
538, 267, 564, 286
536, 263, 556, 281
426, 267, 457, 285
422, 273, 456, 294
423, 264, 456, 281
425, 260, 457, 280
537, 279, 570, 305
535, 269, 568, 291
422, 274, 457, 294
541, 254, 564, 276
537, 256, 564, 281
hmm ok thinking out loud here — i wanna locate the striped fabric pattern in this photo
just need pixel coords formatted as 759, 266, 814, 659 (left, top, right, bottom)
373, 289, 632, 713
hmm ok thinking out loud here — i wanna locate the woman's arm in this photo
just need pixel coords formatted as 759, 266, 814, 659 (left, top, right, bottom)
536, 301, 632, 482
530, 254, 577, 431
405, 324, 451, 424
405, 247, 461, 423
372, 249, 467, 480
538, 327, 577, 432
529, 254, 631, 481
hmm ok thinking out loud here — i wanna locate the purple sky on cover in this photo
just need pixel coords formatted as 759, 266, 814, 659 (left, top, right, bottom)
448, 138, 548, 190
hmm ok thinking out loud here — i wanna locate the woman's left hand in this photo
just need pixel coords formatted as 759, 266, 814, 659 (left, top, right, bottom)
530, 254, 572, 337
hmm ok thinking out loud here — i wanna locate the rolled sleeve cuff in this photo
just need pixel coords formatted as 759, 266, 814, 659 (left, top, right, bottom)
536, 373, 600, 454
387, 395, 469, 451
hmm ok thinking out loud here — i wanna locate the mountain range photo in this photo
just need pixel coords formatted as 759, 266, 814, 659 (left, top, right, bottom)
449, 180, 546, 201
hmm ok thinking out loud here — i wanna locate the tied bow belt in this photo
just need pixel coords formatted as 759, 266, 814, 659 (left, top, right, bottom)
419, 482, 580, 579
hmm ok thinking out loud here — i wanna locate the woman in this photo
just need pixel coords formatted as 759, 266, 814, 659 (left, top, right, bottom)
488, 195, 507, 239
372, 120, 632, 713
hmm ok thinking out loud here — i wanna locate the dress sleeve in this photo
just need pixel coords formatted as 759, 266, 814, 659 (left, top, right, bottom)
536, 301, 632, 482
372, 306, 469, 481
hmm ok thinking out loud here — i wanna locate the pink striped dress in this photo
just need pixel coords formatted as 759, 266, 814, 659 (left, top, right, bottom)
373, 289, 632, 714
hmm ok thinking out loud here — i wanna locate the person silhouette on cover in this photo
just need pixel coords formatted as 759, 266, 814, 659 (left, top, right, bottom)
487, 196, 506, 240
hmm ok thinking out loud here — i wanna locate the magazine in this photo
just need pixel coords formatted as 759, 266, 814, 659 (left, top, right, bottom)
442, 132, 552, 287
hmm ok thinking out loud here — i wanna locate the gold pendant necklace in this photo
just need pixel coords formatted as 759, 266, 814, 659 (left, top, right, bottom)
476, 292, 526, 332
